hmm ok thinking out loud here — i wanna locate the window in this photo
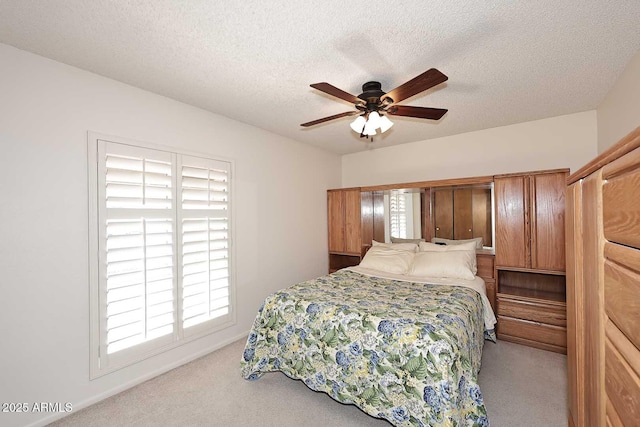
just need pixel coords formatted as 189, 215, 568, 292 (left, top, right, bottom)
88, 134, 234, 377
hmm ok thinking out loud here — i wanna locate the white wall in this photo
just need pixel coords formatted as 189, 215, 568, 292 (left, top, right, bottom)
0, 44, 341, 427
597, 50, 640, 153
341, 111, 597, 187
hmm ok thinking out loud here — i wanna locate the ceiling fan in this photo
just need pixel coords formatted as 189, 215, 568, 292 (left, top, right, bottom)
300, 68, 448, 138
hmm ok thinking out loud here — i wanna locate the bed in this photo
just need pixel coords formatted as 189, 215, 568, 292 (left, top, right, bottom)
240, 241, 497, 427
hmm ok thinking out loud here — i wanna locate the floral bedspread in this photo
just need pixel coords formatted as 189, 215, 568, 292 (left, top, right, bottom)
240, 269, 492, 426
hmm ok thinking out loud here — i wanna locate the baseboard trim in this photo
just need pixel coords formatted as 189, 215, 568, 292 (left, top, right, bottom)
26, 331, 250, 427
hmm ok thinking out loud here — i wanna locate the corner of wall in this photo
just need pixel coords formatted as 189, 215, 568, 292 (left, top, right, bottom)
597, 51, 640, 153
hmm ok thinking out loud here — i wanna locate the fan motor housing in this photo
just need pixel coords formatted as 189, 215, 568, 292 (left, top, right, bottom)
358, 81, 387, 106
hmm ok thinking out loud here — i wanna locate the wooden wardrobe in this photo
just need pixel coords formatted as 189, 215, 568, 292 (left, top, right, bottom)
566, 127, 640, 427
494, 169, 569, 353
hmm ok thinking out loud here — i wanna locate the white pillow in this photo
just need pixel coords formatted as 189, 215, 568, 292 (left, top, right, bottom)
407, 251, 475, 280
430, 237, 483, 249
372, 240, 418, 252
419, 241, 477, 274
359, 246, 415, 274
419, 241, 476, 252
390, 237, 425, 244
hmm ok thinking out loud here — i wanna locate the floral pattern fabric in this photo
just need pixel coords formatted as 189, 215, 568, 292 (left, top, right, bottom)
240, 270, 493, 426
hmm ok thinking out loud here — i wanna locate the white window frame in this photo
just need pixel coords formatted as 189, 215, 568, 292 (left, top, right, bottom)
88, 132, 236, 378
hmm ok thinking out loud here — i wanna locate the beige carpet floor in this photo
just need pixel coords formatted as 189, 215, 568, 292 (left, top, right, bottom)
50, 338, 567, 427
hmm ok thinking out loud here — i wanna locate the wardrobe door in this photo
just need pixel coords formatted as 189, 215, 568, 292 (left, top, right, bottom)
327, 190, 345, 253
344, 189, 362, 254
327, 189, 362, 255
531, 172, 567, 271
433, 189, 454, 239
453, 188, 473, 240
495, 175, 529, 268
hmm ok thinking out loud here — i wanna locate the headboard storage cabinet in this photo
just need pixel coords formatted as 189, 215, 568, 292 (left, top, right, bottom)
566, 127, 640, 427
495, 170, 568, 271
494, 169, 569, 354
327, 170, 568, 319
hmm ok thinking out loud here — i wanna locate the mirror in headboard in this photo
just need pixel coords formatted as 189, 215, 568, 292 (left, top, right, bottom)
361, 188, 426, 245
361, 182, 494, 249
431, 184, 493, 248
384, 188, 424, 242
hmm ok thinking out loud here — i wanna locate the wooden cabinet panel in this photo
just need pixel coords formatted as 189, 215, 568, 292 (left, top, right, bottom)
604, 254, 640, 352
495, 175, 528, 268
485, 279, 496, 314
497, 316, 567, 349
344, 189, 362, 254
327, 189, 361, 256
434, 189, 453, 239
497, 295, 566, 327
360, 191, 373, 249
421, 189, 432, 241
531, 172, 566, 271
602, 147, 640, 250
582, 171, 605, 427
361, 190, 384, 247
476, 253, 495, 311
453, 188, 473, 239
327, 190, 345, 253
566, 182, 585, 427
476, 253, 494, 280
605, 320, 640, 427
605, 337, 640, 426
328, 253, 361, 273
606, 397, 624, 427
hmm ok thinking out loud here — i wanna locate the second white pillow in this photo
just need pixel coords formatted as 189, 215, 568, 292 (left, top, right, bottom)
359, 246, 415, 274
418, 241, 477, 275
408, 251, 475, 280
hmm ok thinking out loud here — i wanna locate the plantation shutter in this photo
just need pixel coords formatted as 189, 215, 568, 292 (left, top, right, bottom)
179, 155, 232, 335
389, 190, 407, 238
91, 135, 234, 376
98, 141, 177, 365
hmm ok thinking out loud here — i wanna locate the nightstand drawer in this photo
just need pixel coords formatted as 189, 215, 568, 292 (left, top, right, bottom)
498, 316, 567, 348
497, 295, 566, 327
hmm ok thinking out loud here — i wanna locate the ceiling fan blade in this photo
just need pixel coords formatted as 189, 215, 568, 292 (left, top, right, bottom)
387, 105, 448, 120
310, 83, 365, 104
382, 69, 448, 105
300, 111, 359, 127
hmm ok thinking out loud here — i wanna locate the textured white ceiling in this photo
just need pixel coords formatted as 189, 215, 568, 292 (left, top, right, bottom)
1, 1, 639, 154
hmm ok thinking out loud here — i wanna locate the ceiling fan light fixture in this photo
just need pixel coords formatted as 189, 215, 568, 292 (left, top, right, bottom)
378, 115, 394, 133
363, 119, 377, 136
367, 111, 381, 129
350, 115, 366, 133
